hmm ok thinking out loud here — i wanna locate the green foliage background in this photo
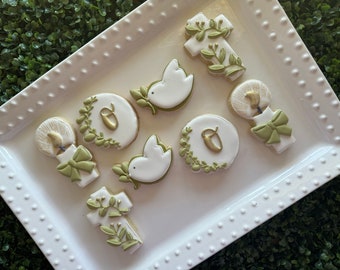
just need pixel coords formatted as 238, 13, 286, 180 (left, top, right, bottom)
0, 0, 339, 269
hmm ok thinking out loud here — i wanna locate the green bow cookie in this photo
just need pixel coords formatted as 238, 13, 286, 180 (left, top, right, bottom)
251, 110, 292, 144
57, 145, 96, 181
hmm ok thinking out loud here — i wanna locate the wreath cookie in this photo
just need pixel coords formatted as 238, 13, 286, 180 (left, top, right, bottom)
130, 59, 194, 114
112, 135, 172, 189
76, 93, 139, 149
179, 114, 239, 173
229, 79, 295, 153
86, 186, 143, 254
35, 117, 99, 187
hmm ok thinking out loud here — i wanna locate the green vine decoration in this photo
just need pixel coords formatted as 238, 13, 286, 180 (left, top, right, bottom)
76, 96, 120, 148
100, 223, 141, 251
86, 195, 130, 218
179, 127, 227, 173
112, 161, 141, 189
201, 43, 246, 78
130, 86, 157, 114
185, 18, 232, 41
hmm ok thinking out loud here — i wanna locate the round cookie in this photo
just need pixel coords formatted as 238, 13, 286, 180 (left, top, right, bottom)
77, 93, 139, 149
179, 114, 239, 173
229, 79, 272, 120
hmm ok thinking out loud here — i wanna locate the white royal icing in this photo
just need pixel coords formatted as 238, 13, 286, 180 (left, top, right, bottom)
79, 93, 138, 149
86, 187, 142, 254
185, 13, 234, 56
56, 144, 99, 187
184, 13, 245, 81
128, 135, 172, 183
147, 59, 194, 109
181, 114, 239, 172
252, 107, 296, 154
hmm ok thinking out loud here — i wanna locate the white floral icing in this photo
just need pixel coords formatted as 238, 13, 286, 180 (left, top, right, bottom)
86, 187, 142, 254
129, 135, 172, 183
56, 144, 99, 187
253, 107, 296, 154
147, 59, 193, 109
180, 114, 239, 172
78, 93, 138, 149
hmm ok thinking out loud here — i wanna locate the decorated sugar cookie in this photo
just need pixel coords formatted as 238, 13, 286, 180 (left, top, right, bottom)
130, 59, 194, 114
86, 186, 142, 254
35, 117, 99, 187
179, 114, 239, 173
77, 93, 139, 149
112, 135, 172, 189
184, 13, 246, 81
229, 79, 295, 153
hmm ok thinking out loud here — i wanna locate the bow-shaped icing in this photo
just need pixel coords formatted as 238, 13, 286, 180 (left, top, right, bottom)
57, 145, 96, 181
251, 110, 292, 144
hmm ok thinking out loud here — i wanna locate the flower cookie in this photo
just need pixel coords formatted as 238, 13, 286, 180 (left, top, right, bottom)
112, 135, 172, 189
184, 13, 246, 81
86, 186, 142, 254
130, 59, 194, 114
179, 114, 239, 173
229, 79, 295, 153
35, 117, 99, 187
77, 93, 139, 149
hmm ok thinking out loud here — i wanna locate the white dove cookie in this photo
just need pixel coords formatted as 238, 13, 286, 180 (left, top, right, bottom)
179, 114, 239, 173
130, 59, 194, 114
77, 93, 139, 149
86, 186, 143, 254
229, 79, 295, 153
35, 117, 99, 187
184, 13, 246, 81
112, 135, 172, 189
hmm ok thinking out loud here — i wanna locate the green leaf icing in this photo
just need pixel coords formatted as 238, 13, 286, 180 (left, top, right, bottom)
112, 163, 140, 189
179, 127, 227, 173
86, 194, 129, 218
77, 96, 120, 148
185, 14, 246, 80
251, 109, 292, 144
185, 18, 231, 41
57, 145, 96, 182
201, 44, 246, 78
130, 87, 157, 115
100, 223, 141, 251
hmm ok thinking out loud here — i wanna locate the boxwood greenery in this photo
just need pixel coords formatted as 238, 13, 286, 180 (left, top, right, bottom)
0, 0, 339, 269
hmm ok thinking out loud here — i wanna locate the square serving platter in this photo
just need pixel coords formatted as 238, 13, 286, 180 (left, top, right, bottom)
0, 0, 339, 269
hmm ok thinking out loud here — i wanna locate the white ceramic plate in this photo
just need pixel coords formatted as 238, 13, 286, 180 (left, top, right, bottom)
0, 0, 339, 269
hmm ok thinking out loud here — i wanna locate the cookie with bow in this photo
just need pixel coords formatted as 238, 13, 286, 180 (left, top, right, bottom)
229, 79, 295, 153
35, 117, 99, 187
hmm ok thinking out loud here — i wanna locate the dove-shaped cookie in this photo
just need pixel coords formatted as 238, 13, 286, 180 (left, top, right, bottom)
112, 135, 172, 189
130, 59, 194, 114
